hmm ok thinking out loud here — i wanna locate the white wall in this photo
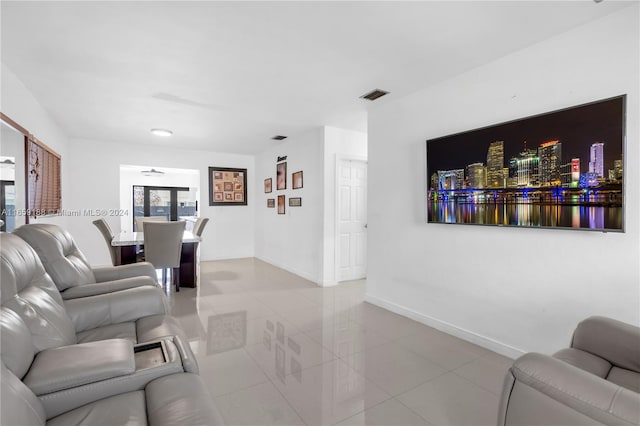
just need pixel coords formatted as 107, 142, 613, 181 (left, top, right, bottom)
254, 126, 367, 285
367, 6, 639, 358
254, 128, 324, 282
1, 63, 69, 227
64, 138, 255, 266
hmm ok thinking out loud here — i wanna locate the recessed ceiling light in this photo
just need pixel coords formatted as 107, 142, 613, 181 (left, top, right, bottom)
150, 128, 173, 137
271, 135, 287, 140
360, 89, 389, 101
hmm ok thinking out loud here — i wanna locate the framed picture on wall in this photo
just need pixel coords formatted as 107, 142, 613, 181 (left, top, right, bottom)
276, 162, 287, 190
264, 178, 272, 193
277, 195, 285, 214
209, 167, 247, 206
292, 171, 303, 189
267, 198, 275, 208
289, 197, 302, 207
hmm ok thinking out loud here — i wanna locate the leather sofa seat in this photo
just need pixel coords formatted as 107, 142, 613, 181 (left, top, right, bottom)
2, 356, 224, 426
499, 316, 640, 426
0, 232, 194, 360
13, 223, 159, 299
0, 231, 223, 425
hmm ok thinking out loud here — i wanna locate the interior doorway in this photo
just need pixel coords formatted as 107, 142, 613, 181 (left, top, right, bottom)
335, 158, 368, 282
119, 165, 200, 233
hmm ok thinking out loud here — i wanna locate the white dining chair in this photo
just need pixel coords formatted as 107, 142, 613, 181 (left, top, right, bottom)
135, 215, 167, 232
143, 221, 186, 292
192, 217, 210, 237
92, 218, 118, 266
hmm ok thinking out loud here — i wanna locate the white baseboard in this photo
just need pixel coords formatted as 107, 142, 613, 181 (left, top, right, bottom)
365, 294, 525, 359
255, 255, 321, 286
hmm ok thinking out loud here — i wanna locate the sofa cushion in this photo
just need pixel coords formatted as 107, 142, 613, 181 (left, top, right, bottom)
46, 391, 147, 426
553, 348, 612, 378
607, 367, 640, 393
1, 363, 46, 426
0, 308, 35, 379
146, 373, 225, 425
136, 315, 188, 343
75, 316, 187, 347
572, 316, 640, 373
13, 224, 97, 290
76, 322, 137, 344
4, 287, 77, 351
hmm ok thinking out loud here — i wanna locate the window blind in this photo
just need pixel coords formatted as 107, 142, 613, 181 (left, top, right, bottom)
27, 138, 61, 216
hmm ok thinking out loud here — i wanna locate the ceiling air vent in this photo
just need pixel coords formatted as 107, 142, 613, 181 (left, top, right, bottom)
271, 135, 287, 141
360, 89, 389, 101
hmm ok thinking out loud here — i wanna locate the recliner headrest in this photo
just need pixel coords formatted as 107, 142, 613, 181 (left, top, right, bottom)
13, 224, 96, 289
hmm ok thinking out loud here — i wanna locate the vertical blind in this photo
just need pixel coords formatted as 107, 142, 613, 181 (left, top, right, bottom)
27, 138, 61, 216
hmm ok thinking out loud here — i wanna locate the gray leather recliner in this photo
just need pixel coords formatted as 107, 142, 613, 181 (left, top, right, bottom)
2, 362, 224, 426
0, 231, 223, 425
498, 316, 640, 426
0, 232, 193, 361
13, 223, 159, 299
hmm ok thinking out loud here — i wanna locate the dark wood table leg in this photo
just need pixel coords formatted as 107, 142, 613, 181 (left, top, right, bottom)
115, 245, 138, 266
179, 242, 198, 288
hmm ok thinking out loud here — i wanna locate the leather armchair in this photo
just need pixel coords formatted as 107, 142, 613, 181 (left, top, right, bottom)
2, 356, 224, 426
498, 316, 640, 426
0, 232, 221, 425
13, 223, 158, 299
0, 232, 194, 361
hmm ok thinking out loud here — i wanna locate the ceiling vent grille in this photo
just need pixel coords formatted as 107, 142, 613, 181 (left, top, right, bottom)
360, 89, 389, 101
271, 135, 288, 141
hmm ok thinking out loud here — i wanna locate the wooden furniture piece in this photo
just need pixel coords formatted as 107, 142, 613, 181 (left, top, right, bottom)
112, 231, 201, 288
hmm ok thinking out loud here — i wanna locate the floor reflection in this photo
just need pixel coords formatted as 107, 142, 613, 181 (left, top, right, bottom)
169, 258, 509, 426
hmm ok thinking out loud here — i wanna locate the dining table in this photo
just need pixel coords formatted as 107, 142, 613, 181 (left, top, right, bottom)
111, 230, 201, 288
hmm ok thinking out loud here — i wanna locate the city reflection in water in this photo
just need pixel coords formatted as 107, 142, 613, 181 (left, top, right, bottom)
429, 200, 621, 230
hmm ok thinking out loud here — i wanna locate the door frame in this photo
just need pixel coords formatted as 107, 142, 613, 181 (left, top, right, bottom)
0, 180, 15, 231
334, 155, 368, 283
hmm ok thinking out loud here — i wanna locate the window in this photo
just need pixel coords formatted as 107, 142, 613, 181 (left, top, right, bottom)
133, 185, 195, 230
27, 138, 61, 216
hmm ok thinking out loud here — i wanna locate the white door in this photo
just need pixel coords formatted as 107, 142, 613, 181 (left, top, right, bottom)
337, 159, 367, 282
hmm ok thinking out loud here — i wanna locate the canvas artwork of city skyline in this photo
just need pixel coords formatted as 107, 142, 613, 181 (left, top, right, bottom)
426, 95, 625, 231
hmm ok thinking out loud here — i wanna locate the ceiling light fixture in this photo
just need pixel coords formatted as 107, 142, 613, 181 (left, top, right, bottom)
140, 168, 165, 176
360, 89, 389, 101
150, 128, 173, 137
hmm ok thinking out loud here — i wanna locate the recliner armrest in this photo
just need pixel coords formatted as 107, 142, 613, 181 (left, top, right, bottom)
503, 352, 640, 426
61, 276, 159, 299
36, 339, 186, 418
23, 339, 135, 395
64, 286, 170, 333
572, 316, 640, 373
92, 262, 157, 283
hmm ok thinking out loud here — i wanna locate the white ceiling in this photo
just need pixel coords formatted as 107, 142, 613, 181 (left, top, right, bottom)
1, 1, 631, 155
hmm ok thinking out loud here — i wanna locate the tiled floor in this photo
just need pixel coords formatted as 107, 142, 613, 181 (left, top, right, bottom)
167, 258, 513, 426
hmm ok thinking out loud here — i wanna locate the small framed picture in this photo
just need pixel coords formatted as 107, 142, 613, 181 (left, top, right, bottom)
277, 162, 287, 190
267, 199, 275, 208
264, 178, 272, 193
277, 195, 286, 214
292, 171, 303, 189
289, 197, 302, 207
